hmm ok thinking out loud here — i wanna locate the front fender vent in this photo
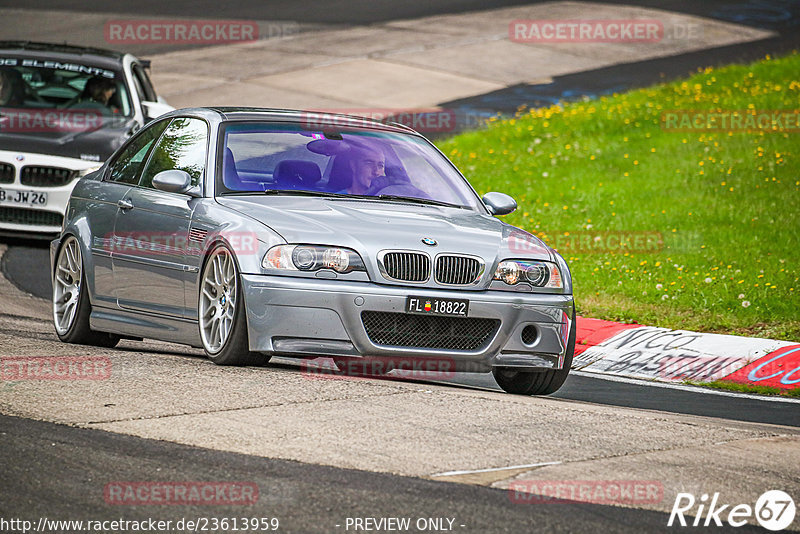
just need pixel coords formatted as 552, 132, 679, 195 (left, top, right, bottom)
189, 228, 208, 243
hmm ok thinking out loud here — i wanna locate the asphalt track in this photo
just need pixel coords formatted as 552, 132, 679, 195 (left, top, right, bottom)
442, 0, 800, 112
1, 413, 770, 534
6, 0, 800, 29
3, 241, 799, 428
0, 0, 535, 26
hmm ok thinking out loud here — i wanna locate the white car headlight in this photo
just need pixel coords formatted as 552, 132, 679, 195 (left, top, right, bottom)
263, 245, 365, 274
493, 260, 563, 288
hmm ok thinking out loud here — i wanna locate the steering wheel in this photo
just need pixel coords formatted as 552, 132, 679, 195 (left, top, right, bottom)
372, 182, 430, 198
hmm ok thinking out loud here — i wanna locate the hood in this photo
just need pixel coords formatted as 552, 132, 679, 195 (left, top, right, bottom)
0, 116, 137, 162
217, 195, 553, 264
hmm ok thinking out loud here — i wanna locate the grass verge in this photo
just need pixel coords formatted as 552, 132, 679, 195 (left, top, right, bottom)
439, 52, 800, 340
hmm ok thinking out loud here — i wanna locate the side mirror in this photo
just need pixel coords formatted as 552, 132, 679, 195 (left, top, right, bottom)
482, 192, 517, 216
152, 170, 197, 196
141, 100, 174, 121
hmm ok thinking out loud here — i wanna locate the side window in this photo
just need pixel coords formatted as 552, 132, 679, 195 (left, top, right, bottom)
132, 64, 157, 102
138, 117, 208, 189
107, 120, 169, 184
130, 73, 146, 103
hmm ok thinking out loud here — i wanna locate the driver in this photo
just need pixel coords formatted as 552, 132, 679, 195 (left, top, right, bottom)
345, 145, 385, 195
0, 67, 25, 107
328, 140, 424, 197
70, 76, 117, 115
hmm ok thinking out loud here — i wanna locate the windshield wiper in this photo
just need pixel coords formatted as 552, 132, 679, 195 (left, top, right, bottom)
375, 194, 464, 209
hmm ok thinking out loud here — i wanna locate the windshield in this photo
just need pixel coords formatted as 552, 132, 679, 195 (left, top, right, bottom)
217, 122, 483, 210
0, 58, 133, 133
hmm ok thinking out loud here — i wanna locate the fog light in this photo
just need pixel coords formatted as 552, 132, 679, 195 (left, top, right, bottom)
521, 325, 538, 346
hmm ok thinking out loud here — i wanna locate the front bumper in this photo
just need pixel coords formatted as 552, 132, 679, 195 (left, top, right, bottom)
241, 274, 574, 373
0, 182, 74, 235
0, 150, 98, 235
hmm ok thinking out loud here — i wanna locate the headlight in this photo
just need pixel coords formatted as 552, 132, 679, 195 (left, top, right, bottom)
263, 245, 365, 274
493, 260, 563, 289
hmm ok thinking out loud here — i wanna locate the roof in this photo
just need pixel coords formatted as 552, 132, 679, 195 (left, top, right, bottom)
0, 41, 132, 70
206, 107, 419, 135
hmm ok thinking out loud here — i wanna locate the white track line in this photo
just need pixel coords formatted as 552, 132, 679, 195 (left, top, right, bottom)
572, 370, 800, 404
431, 461, 562, 478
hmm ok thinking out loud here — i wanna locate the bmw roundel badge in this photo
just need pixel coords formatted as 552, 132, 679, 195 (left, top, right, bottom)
421, 237, 437, 246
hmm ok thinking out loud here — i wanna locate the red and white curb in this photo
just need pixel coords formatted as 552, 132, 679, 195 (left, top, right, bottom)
572, 318, 800, 390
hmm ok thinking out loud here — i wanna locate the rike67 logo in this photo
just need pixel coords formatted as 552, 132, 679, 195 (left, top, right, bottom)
668, 490, 796, 531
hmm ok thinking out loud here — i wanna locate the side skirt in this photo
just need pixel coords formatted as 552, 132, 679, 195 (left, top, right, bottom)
90, 306, 200, 347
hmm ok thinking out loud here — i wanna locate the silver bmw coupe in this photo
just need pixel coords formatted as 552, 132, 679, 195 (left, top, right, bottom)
51, 107, 575, 395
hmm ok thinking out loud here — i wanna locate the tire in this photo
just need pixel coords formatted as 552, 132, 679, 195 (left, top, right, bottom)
492, 309, 576, 396
52, 235, 120, 348
198, 244, 266, 366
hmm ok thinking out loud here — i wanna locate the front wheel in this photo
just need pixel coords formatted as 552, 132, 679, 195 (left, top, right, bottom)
493, 315, 576, 396
198, 244, 266, 366
52, 235, 119, 348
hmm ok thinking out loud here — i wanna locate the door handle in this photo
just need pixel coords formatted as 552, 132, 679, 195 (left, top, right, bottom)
117, 198, 134, 210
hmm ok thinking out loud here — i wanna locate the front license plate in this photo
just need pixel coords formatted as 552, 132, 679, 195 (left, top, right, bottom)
406, 296, 469, 317
0, 188, 48, 207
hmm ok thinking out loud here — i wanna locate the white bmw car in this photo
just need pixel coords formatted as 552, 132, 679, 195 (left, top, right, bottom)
0, 41, 172, 238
